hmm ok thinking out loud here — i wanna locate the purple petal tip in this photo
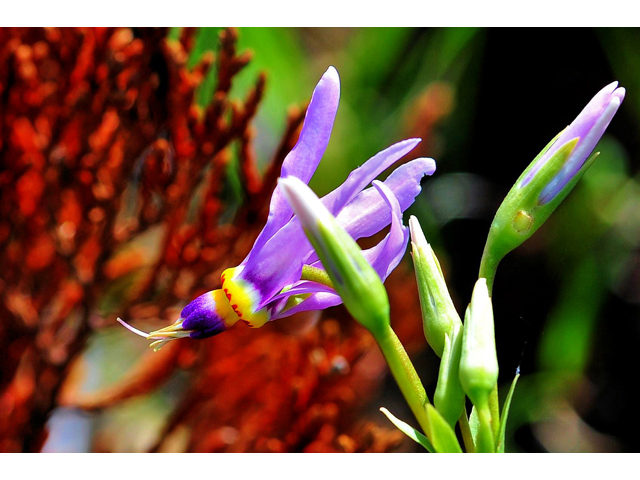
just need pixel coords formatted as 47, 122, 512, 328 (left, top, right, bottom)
613, 86, 626, 103
324, 66, 340, 83
412, 157, 437, 176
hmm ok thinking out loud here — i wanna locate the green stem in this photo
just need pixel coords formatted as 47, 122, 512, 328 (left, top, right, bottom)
475, 402, 495, 453
478, 246, 500, 297
489, 384, 500, 439
374, 325, 431, 438
459, 408, 475, 453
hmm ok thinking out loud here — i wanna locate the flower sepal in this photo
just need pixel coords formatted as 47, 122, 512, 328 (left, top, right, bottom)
279, 175, 391, 336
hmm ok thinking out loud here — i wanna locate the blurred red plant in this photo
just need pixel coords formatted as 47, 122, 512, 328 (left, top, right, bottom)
0, 27, 425, 452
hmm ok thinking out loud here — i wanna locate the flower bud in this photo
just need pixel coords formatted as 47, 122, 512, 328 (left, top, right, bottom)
409, 216, 461, 357
459, 278, 498, 407
278, 176, 390, 335
480, 83, 625, 291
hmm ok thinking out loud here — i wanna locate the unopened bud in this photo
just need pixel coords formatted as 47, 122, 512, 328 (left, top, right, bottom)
409, 216, 461, 357
279, 176, 390, 335
459, 278, 498, 407
480, 83, 625, 292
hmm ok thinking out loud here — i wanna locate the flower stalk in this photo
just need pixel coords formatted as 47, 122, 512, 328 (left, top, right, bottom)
279, 175, 432, 436
374, 326, 432, 435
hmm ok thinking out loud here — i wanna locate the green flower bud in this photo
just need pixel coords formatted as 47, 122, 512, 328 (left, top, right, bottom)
480, 137, 582, 291
409, 216, 462, 357
480, 83, 625, 293
459, 278, 498, 407
279, 176, 390, 335
459, 278, 499, 452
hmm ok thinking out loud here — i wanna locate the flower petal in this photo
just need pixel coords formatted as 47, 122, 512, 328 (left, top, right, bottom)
241, 147, 428, 310
297, 156, 436, 267
540, 87, 625, 203
269, 280, 336, 302
360, 180, 409, 281
335, 157, 435, 241
322, 138, 421, 215
248, 67, 340, 254
273, 291, 343, 319
238, 218, 312, 309
275, 181, 409, 319
522, 82, 624, 188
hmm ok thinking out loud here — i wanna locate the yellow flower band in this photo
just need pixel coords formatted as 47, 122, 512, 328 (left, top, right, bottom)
221, 267, 270, 329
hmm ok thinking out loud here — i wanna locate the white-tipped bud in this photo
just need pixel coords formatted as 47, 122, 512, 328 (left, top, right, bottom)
409, 216, 461, 357
459, 278, 499, 407
279, 176, 390, 335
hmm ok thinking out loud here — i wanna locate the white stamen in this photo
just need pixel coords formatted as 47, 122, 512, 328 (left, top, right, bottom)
117, 318, 151, 338
149, 339, 171, 352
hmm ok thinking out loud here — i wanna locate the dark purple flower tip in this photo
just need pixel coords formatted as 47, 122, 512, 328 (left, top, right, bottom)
181, 290, 238, 339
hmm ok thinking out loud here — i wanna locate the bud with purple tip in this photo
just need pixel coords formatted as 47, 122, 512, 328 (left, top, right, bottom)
480, 82, 625, 292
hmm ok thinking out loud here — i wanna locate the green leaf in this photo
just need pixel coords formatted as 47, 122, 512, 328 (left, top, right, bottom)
496, 373, 520, 453
425, 404, 463, 453
380, 407, 434, 452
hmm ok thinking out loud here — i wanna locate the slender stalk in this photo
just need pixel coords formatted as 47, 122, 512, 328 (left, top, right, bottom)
475, 402, 495, 453
489, 384, 500, 439
459, 408, 475, 453
478, 248, 500, 296
374, 325, 431, 438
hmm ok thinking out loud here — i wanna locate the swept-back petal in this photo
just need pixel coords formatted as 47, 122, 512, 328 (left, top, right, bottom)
241, 146, 428, 310
322, 138, 421, 215
273, 291, 343, 319
361, 181, 409, 280
269, 280, 336, 302
275, 181, 409, 319
249, 67, 340, 254
239, 217, 312, 309
335, 157, 435, 241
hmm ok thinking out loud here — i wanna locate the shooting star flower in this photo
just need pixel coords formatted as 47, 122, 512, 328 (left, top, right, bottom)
119, 66, 436, 349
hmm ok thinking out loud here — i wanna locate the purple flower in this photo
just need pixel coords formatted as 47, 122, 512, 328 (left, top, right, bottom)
119, 67, 435, 349
521, 82, 625, 204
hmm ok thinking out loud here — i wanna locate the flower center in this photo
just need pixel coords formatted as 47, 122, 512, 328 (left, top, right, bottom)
221, 266, 270, 328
